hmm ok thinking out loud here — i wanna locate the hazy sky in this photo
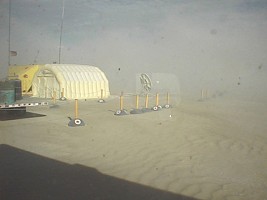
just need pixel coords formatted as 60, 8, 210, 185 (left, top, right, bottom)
1, 0, 267, 99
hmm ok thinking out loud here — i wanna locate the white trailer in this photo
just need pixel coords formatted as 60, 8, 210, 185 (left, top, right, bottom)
0, 102, 48, 115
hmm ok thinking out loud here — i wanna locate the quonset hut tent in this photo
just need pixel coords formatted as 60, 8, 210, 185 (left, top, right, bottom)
32, 64, 110, 99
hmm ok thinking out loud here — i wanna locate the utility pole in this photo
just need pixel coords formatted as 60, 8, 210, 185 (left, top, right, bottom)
8, 0, 11, 67
59, 0, 65, 64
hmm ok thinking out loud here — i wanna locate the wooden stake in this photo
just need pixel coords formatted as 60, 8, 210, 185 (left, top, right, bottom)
167, 92, 170, 105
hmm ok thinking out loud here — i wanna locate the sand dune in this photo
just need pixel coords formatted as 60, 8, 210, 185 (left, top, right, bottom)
1, 95, 267, 200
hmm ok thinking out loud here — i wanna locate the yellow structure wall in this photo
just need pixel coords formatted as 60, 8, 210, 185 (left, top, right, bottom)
8, 65, 41, 94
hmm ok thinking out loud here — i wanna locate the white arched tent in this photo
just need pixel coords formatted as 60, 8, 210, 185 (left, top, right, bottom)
32, 64, 110, 99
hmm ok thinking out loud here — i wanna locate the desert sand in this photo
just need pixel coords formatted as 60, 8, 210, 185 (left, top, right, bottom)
0, 94, 267, 200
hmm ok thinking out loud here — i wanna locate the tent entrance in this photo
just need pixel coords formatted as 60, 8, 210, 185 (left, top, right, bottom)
33, 69, 60, 98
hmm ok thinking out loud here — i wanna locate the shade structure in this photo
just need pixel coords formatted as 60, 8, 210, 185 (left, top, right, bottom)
32, 64, 110, 99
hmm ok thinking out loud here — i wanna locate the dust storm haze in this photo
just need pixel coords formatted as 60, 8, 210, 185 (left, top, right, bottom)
1, 2, 267, 199
0, 0, 267, 101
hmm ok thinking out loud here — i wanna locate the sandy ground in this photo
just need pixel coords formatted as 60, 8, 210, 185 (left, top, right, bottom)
1, 94, 267, 200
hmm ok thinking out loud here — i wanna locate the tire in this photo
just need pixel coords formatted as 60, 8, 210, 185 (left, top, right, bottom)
115, 110, 121, 115
152, 106, 158, 111
74, 119, 81, 125
165, 104, 170, 109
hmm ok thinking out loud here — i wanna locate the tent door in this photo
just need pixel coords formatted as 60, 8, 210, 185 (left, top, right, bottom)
35, 72, 59, 98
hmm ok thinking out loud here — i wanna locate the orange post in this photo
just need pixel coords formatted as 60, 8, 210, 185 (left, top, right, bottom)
53, 90, 56, 104
120, 95, 123, 110
156, 93, 159, 106
167, 92, 170, 105
45, 86, 47, 98
61, 88, 64, 98
75, 99, 78, 119
145, 94, 149, 108
136, 95, 139, 109
101, 89, 103, 99
201, 89, 204, 100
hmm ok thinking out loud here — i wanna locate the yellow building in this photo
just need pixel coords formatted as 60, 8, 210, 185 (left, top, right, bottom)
8, 65, 40, 95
